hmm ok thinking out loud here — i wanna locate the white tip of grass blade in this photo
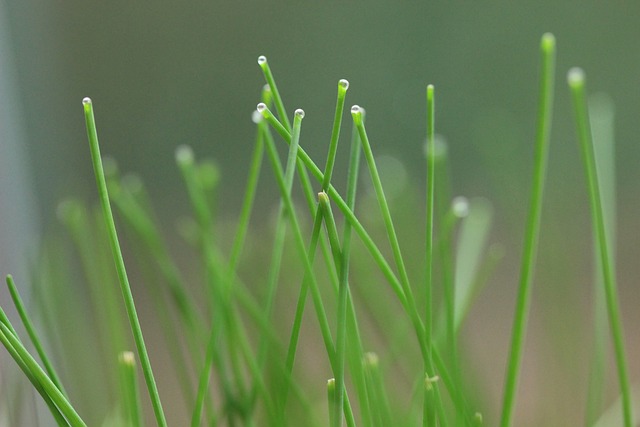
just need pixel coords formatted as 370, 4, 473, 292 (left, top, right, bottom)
339, 79, 349, 90
294, 108, 305, 119
119, 351, 136, 366
351, 105, 363, 125
252, 110, 263, 124
257, 103, 267, 113
175, 145, 194, 166
474, 412, 484, 424
541, 33, 556, 52
318, 191, 329, 203
257, 55, 267, 66
567, 67, 586, 89
452, 196, 470, 218
82, 97, 92, 105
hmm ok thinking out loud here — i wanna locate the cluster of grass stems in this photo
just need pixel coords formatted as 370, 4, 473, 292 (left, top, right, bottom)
0, 33, 635, 426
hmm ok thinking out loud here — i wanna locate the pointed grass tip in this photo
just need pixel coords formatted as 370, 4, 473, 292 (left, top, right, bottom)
567, 67, 585, 89
294, 108, 305, 119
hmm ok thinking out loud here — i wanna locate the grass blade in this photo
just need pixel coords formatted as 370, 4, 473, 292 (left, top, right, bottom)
568, 68, 632, 427
453, 198, 494, 333
0, 321, 85, 426
585, 93, 616, 425
5, 275, 67, 397
499, 33, 556, 427
0, 305, 70, 426
119, 351, 144, 427
83, 97, 167, 427
423, 85, 438, 427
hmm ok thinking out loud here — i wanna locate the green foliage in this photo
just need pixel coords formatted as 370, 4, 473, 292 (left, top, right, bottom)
0, 33, 635, 426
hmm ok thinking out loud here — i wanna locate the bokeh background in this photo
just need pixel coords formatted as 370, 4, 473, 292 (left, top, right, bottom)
2, 2, 640, 426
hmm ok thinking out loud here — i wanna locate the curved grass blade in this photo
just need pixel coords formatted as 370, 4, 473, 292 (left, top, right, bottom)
5, 275, 67, 397
500, 33, 556, 427
568, 68, 632, 427
0, 321, 86, 426
83, 97, 167, 427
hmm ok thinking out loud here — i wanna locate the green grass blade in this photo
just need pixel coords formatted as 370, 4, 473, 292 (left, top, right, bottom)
568, 68, 632, 427
0, 322, 85, 426
259, 78, 348, 408
228, 116, 265, 273
585, 93, 616, 425
57, 199, 128, 377
262, 110, 357, 427
363, 353, 393, 427
0, 305, 70, 426
82, 97, 167, 427
499, 33, 556, 427
351, 105, 447, 424
423, 85, 438, 427
327, 378, 337, 427
5, 275, 67, 397
453, 198, 494, 333
119, 351, 144, 427
258, 55, 292, 132
260, 103, 464, 416
259, 105, 408, 310
350, 105, 418, 342
318, 191, 349, 427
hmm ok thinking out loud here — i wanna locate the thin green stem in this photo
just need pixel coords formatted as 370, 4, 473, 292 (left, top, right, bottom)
228, 120, 265, 273
0, 306, 69, 426
500, 33, 556, 427
258, 105, 408, 311
423, 85, 437, 427
260, 105, 464, 416
0, 322, 85, 427
262, 110, 357, 427
119, 351, 144, 427
568, 67, 632, 427
83, 97, 167, 427
6, 275, 67, 397
318, 192, 349, 427
258, 55, 292, 132
351, 105, 446, 424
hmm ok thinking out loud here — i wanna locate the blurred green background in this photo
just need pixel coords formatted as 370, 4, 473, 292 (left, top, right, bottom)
2, 1, 640, 425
